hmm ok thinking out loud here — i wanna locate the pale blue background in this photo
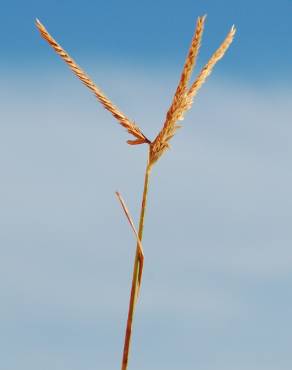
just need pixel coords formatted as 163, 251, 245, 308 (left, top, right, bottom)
1, 1, 292, 370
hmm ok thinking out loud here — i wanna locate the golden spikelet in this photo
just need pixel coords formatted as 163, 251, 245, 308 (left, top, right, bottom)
170, 15, 206, 113
35, 19, 150, 145
150, 23, 236, 165
184, 25, 236, 114
149, 16, 206, 166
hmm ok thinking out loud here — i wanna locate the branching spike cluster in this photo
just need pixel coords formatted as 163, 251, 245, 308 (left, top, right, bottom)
36, 17, 235, 161
35, 19, 150, 145
149, 18, 236, 165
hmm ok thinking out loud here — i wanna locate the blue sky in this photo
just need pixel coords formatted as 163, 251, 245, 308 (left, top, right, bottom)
1, 1, 292, 370
2, 0, 292, 82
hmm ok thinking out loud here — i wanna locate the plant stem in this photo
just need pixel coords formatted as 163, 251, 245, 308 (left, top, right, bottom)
121, 147, 152, 370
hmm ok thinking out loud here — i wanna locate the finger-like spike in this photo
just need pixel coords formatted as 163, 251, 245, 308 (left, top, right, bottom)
149, 21, 236, 165
36, 19, 150, 145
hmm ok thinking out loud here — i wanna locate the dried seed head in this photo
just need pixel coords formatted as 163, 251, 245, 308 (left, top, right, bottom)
36, 17, 235, 163
36, 19, 150, 145
185, 25, 236, 113
150, 22, 236, 166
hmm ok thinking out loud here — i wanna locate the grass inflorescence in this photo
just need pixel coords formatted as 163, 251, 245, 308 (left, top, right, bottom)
36, 15, 236, 370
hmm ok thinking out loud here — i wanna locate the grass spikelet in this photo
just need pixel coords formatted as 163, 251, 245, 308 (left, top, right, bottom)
150, 23, 236, 165
148, 16, 206, 165
185, 25, 236, 113
169, 15, 206, 114
35, 19, 150, 145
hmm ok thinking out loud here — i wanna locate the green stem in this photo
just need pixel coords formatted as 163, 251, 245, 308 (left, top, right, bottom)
121, 147, 152, 370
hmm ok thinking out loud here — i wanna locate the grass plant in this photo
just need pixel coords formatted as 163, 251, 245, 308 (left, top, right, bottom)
36, 16, 235, 370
